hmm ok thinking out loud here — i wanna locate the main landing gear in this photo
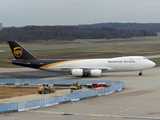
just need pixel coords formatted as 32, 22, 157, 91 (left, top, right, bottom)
139, 71, 143, 76
83, 73, 91, 77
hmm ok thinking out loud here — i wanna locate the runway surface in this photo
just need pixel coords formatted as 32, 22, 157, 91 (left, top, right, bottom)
0, 67, 160, 120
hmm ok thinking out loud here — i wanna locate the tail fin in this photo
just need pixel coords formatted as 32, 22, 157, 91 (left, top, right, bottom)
8, 41, 37, 60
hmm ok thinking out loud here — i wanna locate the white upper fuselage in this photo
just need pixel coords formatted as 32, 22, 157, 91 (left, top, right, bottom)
42, 56, 156, 72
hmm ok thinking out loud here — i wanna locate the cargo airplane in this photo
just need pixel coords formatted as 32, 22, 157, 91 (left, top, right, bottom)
8, 41, 156, 77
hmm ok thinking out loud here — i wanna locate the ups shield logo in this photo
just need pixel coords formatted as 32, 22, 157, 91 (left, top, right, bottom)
14, 47, 22, 58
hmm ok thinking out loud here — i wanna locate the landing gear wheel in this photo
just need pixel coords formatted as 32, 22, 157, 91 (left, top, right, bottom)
139, 72, 143, 76
38, 92, 42, 94
83, 73, 90, 77
44, 89, 49, 94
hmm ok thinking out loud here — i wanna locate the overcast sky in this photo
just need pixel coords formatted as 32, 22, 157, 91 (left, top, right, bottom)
0, 0, 160, 27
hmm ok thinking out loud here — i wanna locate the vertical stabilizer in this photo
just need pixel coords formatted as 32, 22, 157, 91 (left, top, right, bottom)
8, 41, 37, 60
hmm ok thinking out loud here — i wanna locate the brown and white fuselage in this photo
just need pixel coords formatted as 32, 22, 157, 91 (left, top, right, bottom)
8, 41, 156, 77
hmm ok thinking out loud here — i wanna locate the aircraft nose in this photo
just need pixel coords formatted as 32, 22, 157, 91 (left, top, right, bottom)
150, 61, 156, 67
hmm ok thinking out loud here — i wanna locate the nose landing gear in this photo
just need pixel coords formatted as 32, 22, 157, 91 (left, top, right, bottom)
139, 71, 143, 76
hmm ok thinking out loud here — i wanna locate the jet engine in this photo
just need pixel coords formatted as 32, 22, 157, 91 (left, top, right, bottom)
90, 69, 102, 76
71, 69, 83, 76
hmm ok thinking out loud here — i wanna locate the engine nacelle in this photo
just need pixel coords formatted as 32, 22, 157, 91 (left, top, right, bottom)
71, 69, 83, 76
90, 69, 102, 76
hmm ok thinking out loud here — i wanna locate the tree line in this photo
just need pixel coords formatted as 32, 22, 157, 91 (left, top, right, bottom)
0, 23, 158, 43
78, 23, 160, 31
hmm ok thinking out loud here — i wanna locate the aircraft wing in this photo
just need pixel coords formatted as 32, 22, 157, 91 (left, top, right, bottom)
61, 67, 113, 73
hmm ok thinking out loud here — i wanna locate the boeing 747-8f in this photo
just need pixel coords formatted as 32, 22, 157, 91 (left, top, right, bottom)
8, 41, 156, 77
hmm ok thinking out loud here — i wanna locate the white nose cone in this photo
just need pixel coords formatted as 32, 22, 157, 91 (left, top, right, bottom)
150, 61, 156, 68
152, 62, 156, 67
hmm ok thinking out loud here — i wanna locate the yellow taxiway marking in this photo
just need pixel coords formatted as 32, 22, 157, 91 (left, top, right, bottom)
91, 118, 95, 120
110, 101, 160, 116
125, 109, 129, 111
137, 106, 141, 108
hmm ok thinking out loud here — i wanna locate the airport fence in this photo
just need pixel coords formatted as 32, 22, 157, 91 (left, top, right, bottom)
0, 78, 122, 86
0, 79, 124, 113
